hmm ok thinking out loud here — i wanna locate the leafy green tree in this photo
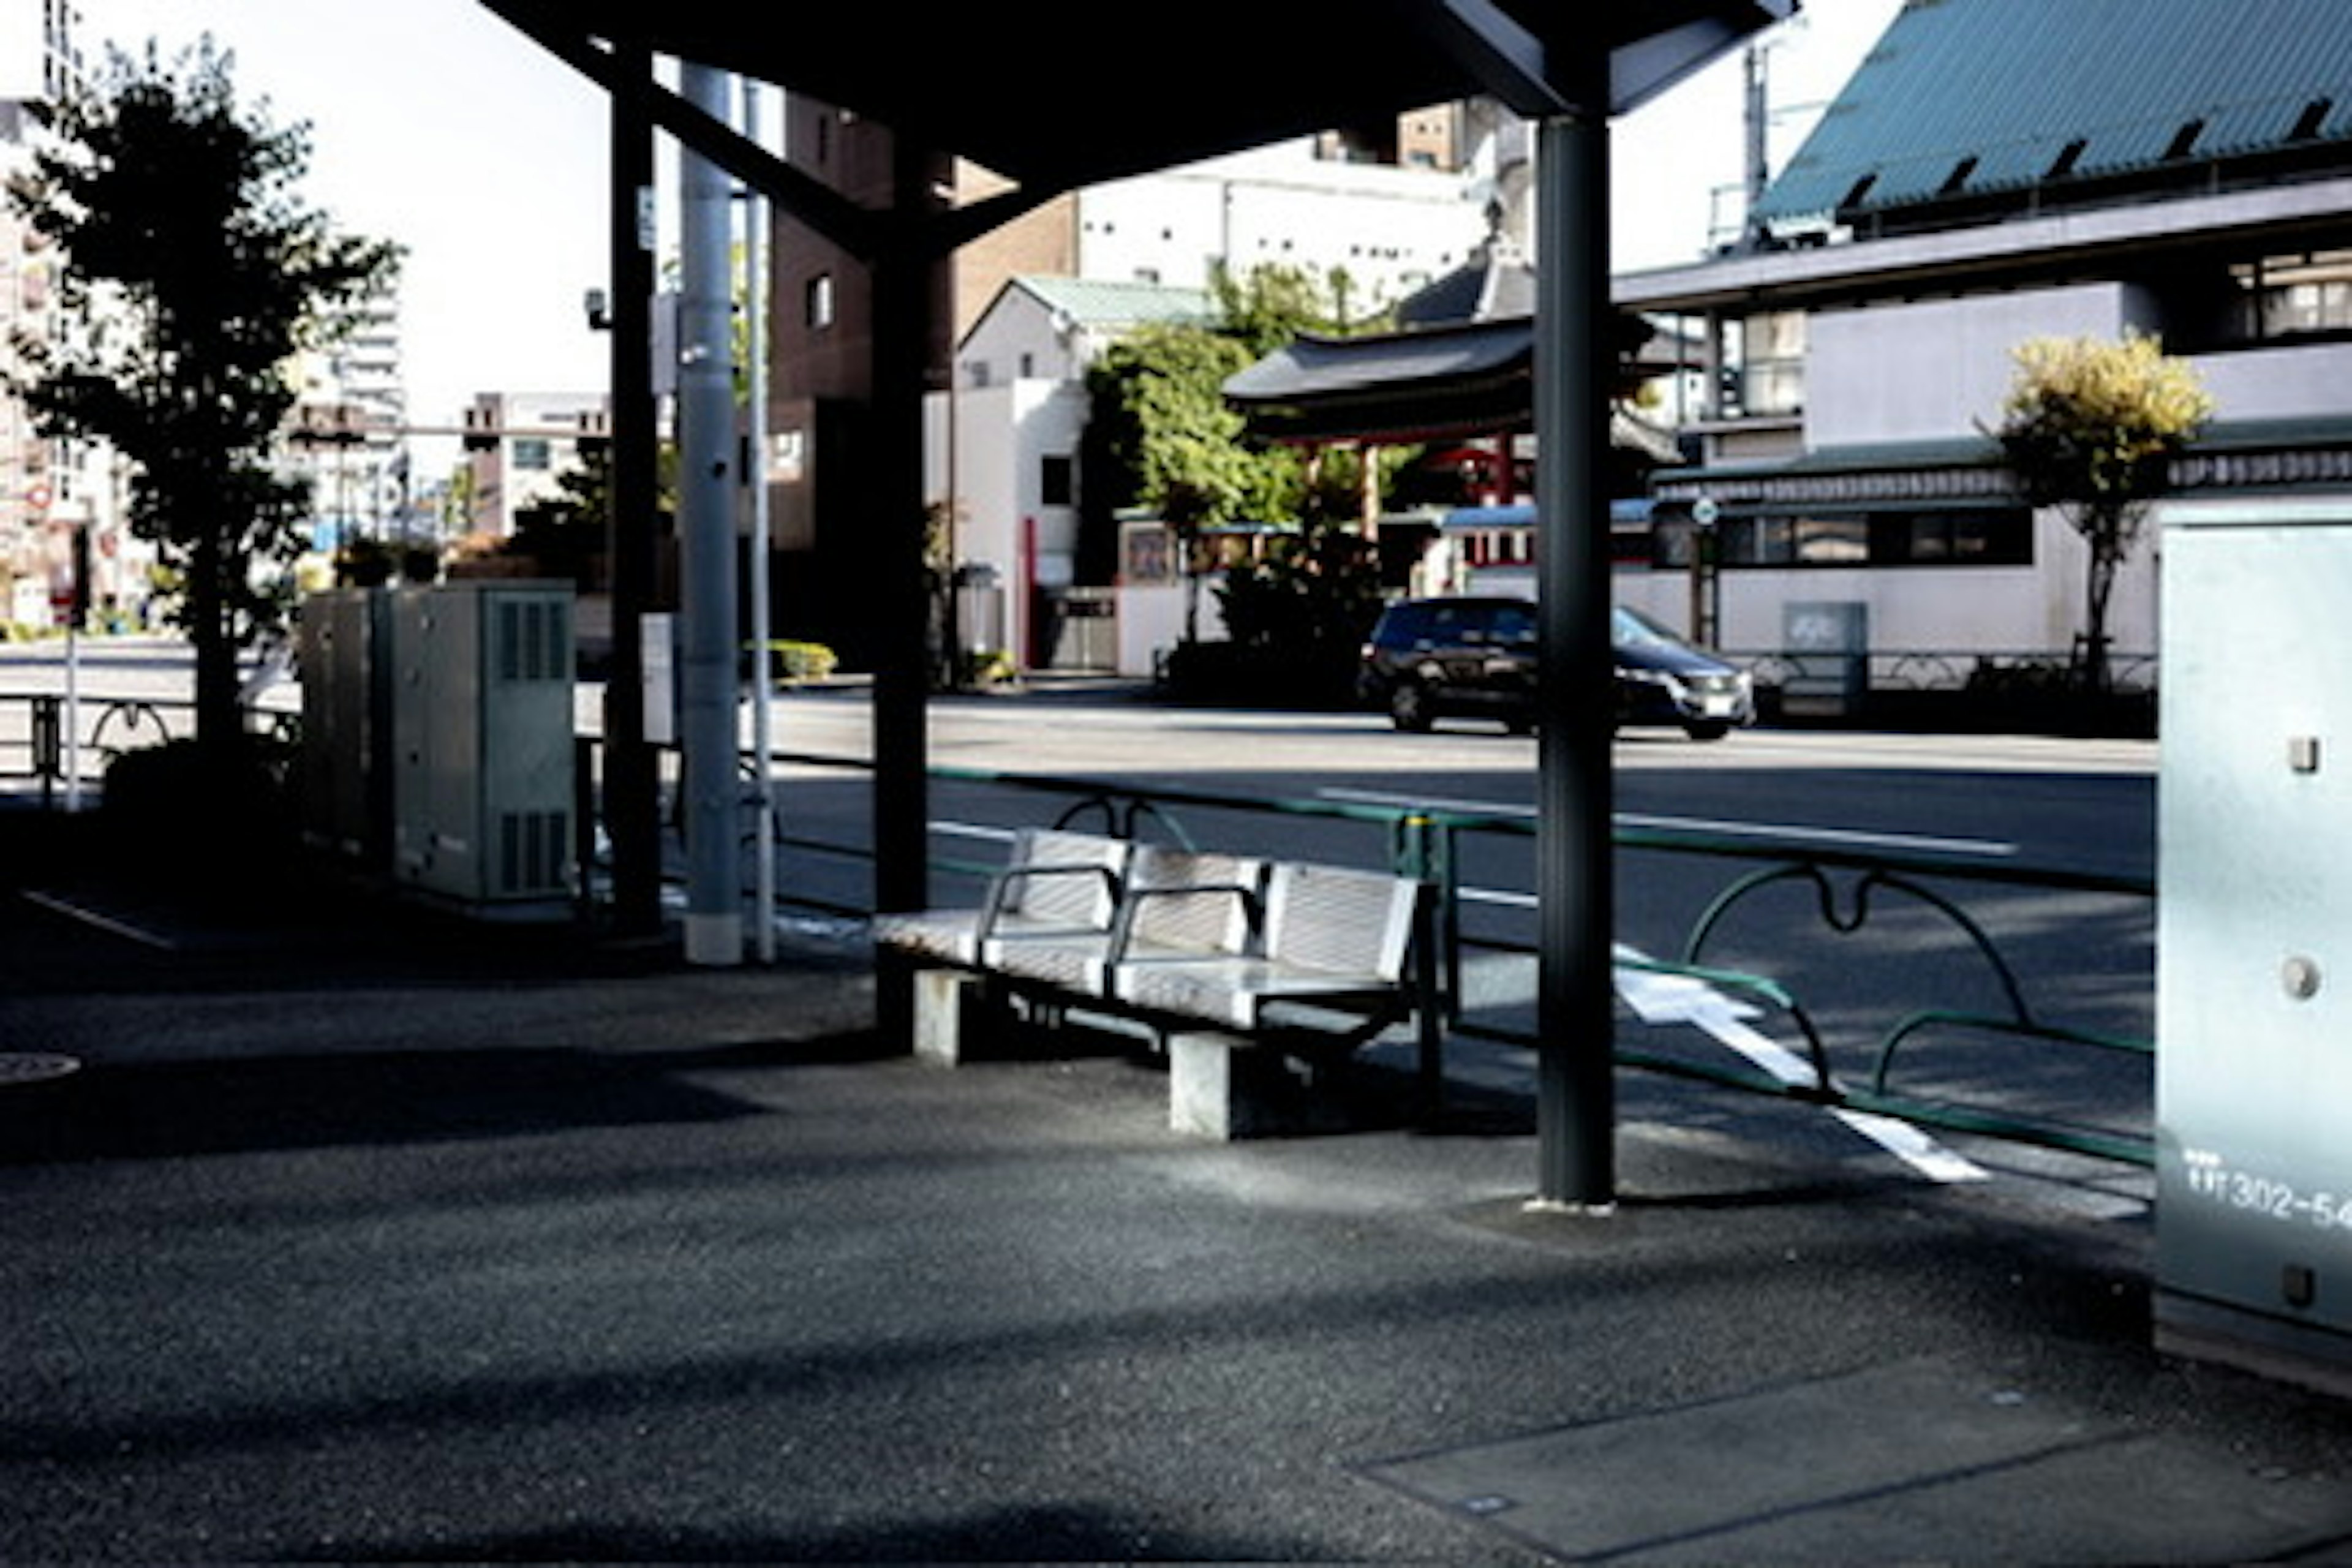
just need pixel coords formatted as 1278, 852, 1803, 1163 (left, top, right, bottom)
6, 40, 401, 761
1213, 521, 1386, 701
1992, 331, 2212, 693
505, 443, 615, 586
1211, 260, 1387, 356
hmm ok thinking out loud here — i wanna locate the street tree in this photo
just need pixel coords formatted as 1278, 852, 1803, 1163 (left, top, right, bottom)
6, 39, 401, 768
1992, 330, 2212, 693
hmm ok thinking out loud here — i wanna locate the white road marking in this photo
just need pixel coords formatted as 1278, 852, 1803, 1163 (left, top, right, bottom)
20, 889, 181, 951
1613, 941, 1990, 1184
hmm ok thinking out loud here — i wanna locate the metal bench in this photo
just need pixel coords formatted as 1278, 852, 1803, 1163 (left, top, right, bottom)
873, 837, 1433, 1139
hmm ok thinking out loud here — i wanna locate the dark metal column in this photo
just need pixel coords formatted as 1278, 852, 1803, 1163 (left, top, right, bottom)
870, 138, 935, 915
604, 34, 663, 937
1533, 94, 1617, 1209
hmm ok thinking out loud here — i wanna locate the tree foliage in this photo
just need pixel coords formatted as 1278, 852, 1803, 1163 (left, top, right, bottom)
1992, 330, 2212, 692
6, 40, 401, 752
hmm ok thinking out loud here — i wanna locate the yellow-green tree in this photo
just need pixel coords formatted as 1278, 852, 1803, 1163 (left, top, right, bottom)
1993, 331, 2213, 693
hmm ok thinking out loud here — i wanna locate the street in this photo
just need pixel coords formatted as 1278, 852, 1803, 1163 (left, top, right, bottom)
2, 639, 2160, 1215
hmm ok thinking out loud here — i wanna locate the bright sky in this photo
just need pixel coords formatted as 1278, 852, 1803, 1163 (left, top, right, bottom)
81, 0, 1903, 449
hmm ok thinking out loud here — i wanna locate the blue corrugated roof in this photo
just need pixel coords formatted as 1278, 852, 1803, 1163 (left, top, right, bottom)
1756, 0, 2352, 225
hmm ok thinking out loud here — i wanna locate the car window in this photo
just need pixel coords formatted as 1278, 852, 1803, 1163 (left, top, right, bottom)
1491, 605, 1536, 646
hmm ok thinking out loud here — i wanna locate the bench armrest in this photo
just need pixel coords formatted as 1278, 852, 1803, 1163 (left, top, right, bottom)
977, 862, 1123, 938
1104, 881, 1262, 962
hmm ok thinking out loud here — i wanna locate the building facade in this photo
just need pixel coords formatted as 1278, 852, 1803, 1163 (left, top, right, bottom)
457, 390, 611, 543
1610, 0, 2352, 688
766, 98, 1495, 669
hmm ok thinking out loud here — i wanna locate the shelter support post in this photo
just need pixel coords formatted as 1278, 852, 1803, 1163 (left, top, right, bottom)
1532, 104, 1617, 1209
603, 35, 663, 938
872, 140, 936, 914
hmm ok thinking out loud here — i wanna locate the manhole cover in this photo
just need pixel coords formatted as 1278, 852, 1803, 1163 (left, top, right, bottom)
0, 1054, 81, 1087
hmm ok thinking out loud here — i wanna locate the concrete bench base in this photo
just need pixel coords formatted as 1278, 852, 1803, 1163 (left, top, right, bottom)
1170, 1030, 1312, 1140
908, 962, 1365, 1140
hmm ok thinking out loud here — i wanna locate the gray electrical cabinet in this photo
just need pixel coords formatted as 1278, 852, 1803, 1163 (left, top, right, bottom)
298, 587, 394, 869
2157, 499, 2352, 1392
1781, 600, 1868, 718
388, 582, 576, 914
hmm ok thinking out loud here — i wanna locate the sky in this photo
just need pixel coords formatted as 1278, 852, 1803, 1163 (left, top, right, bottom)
76, 0, 1905, 450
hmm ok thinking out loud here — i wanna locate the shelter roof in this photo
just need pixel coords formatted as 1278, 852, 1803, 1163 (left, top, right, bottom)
1757, 0, 2352, 230
486, 2, 1797, 207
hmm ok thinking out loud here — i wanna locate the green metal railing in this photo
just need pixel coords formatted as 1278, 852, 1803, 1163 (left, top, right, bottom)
17, 698, 2152, 1170
680, 743, 2157, 1167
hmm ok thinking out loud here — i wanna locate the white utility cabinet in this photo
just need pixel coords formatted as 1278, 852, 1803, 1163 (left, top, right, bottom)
389, 581, 576, 913
2158, 499, 2352, 1392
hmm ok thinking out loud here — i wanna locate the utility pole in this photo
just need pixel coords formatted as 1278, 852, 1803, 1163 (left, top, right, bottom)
679, 61, 742, 965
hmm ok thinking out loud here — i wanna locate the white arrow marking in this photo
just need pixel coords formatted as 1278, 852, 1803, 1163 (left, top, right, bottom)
1613, 943, 1990, 1184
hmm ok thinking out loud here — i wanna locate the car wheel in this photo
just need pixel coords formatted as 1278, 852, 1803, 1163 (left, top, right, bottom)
1682, 720, 1731, 742
1390, 682, 1434, 732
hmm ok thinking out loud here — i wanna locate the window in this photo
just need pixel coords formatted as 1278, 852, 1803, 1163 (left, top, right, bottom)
1703, 508, 2030, 569
805, 273, 835, 331
513, 439, 551, 472
1736, 311, 1806, 417
2228, 251, 2352, 342
1041, 454, 1074, 508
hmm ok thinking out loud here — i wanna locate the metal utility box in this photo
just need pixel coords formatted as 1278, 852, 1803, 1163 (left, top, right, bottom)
388, 582, 576, 914
2157, 499, 2352, 1392
1780, 601, 1868, 717
298, 588, 394, 869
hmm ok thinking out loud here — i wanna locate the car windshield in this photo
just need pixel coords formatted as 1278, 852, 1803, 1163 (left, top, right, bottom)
1611, 606, 1680, 648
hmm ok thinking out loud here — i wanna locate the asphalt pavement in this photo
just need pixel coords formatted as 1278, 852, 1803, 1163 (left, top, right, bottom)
3, 801, 2351, 1564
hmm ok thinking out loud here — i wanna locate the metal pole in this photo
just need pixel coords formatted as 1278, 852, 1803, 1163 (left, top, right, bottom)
679, 61, 743, 966
743, 78, 778, 965
1532, 100, 1617, 1210
871, 137, 935, 915
605, 36, 663, 938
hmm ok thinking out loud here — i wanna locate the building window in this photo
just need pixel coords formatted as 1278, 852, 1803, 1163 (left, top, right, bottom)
513, 438, 552, 472
2231, 251, 2352, 342
805, 273, 835, 331
1041, 454, 1074, 507
1696, 508, 2031, 569
1736, 311, 1806, 417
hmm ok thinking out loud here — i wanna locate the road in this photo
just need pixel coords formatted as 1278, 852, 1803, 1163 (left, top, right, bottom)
2, 642, 2160, 1212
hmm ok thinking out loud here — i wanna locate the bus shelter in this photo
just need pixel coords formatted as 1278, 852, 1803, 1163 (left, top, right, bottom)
481, 0, 1796, 1208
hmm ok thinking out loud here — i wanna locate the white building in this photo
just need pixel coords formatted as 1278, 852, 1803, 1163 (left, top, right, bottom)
929, 278, 1212, 669
458, 390, 611, 543
288, 283, 417, 554
0, 0, 138, 627
928, 127, 1495, 674
1074, 132, 1490, 314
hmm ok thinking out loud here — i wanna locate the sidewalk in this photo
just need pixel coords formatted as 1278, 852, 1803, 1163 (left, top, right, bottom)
2, 807, 2350, 1563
